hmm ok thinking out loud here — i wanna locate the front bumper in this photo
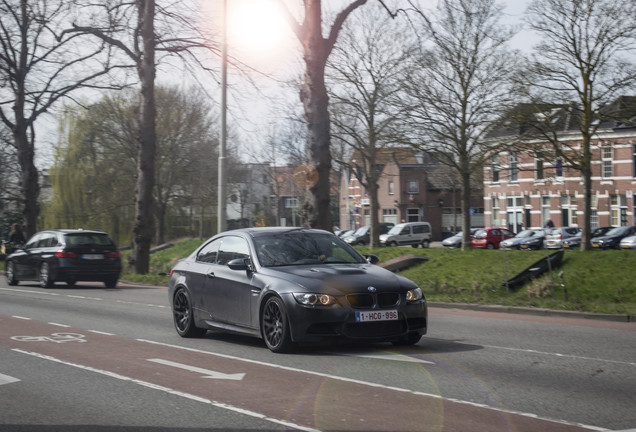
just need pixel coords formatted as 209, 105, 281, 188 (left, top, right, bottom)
281, 293, 428, 344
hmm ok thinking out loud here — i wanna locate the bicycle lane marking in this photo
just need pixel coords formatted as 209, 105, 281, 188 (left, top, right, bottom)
0, 315, 605, 432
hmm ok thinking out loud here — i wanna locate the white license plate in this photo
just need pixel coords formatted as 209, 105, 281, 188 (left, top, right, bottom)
355, 310, 398, 322
82, 254, 104, 260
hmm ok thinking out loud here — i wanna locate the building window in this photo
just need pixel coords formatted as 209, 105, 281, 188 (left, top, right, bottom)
609, 195, 627, 226
383, 208, 397, 224
285, 197, 298, 208
508, 153, 518, 182
388, 181, 394, 195
555, 159, 563, 177
536, 159, 544, 180
602, 146, 613, 178
632, 144, 636, 178
491, 156, 499, 182
407, 181, 419, 194
407, 208, 420, 222
492, 197, 500, 227
541, 196, 551, 227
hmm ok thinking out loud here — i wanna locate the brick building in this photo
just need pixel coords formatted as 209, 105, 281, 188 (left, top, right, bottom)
339, 148, 484, 240
484, 102, 636, 231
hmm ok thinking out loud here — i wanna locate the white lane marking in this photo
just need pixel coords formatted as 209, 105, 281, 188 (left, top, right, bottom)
12, 316, 32, 320
148, 358, 245, 380
138, 338, 606, 432
88, 330, 115, 336
67, 295, 102, 301
48, 322, 71, 328
484, 344, 636, 367
0, 287, 59, 296
0, 372, 20, 386
12, 349, 319, 432
338, 352, 435, 364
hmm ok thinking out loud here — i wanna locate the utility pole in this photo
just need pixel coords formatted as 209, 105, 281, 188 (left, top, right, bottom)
217, 0, 228, 233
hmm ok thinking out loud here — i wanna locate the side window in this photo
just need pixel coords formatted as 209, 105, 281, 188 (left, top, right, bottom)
25, 233, 42, 249
217, 236, 250, 265
37, 234, 56, 248
197, 239, 221, 264
412, 225, 423, 234
492, 229, 500, 236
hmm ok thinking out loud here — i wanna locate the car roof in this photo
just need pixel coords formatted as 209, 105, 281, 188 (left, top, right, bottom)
39, 229, 109, 235
220, 227, 332, 238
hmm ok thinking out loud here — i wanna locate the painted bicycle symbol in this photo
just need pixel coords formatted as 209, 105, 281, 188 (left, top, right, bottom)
11, 332, 87, 343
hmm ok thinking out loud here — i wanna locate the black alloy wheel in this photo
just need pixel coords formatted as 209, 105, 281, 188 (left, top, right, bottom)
261, 296, 293, 353
173, 288, 206, 338
39, 263, 53, 288
6, 261, 18, 286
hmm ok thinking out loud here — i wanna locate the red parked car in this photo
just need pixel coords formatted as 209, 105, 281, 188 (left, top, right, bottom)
471, 228, 516, 249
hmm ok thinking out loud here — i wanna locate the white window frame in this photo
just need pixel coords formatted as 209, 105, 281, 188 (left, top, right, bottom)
602, 146, 613, 178
407, 181, 419, 194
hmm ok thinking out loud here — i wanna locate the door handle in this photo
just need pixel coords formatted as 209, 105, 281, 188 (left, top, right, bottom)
206, 272, 215, 278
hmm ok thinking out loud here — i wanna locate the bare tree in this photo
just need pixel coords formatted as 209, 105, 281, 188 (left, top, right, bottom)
523, 0, 636, 250
0, 0, 125, 237
277, 0, 369, 230
328, 4, 414, 247
404, 0, 520, 250
67, 0, 218, 273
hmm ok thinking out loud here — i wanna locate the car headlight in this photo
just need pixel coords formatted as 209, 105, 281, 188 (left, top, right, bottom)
293, 293, 337, 306
406, 287, 423, 302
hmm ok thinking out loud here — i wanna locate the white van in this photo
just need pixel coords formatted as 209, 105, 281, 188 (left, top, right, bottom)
380, 222, 432, 248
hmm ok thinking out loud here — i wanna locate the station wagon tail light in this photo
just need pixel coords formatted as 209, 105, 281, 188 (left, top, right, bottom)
55, 250, 78, 258
107, 251, 121, 258
293, 293, 336, 306
406, 287, 423, 302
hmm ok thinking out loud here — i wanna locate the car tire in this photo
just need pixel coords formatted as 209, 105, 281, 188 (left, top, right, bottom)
388, 241, 397, 247
486, 243, 495, 250
261, 296, 294, 353
411, 243, 419, 248
66, 280, 76, 287
392, 332, 422, 346
104, 278, 118, 288
39, 263, 53, 288
421, 240, 430, 248
6, 261, 18, 286
172, 288, 206, 338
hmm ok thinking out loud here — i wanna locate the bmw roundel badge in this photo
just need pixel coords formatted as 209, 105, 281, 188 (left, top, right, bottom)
368, 286, 377, 292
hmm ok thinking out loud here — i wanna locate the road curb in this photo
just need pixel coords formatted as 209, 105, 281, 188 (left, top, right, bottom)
429, 301, 636, 323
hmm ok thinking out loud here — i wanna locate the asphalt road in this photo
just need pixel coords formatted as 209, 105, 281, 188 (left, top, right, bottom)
1, 278, 635, 432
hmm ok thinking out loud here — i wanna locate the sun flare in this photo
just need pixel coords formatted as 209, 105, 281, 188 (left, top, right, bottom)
228, 0, 293, 56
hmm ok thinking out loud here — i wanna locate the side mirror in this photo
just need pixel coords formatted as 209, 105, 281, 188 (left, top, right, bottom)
228, 258, 254, 272
364, 254, 380, 265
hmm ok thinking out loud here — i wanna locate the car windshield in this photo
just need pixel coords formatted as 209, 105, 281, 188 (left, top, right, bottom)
386, 224, 405, 235
515, 230, 535, 238
353, 226, 368, 236
253, 232, 367, 267
605, 226, 628, 236
65, 233, 114, 247
474, 230, 487, 239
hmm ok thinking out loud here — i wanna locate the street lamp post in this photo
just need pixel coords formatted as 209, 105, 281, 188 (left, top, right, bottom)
217, 0, 228, 233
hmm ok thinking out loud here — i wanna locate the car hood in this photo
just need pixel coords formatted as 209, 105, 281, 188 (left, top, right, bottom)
261, 264, 415, 294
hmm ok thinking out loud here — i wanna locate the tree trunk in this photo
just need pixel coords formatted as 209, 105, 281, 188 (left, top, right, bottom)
300, 54, 331, 231
368, 183, 380, 248
130, 0, 156, 274
15, 131, 39, 238
460, 171, 472, 251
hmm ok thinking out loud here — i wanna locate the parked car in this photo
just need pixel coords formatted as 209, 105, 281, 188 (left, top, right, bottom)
591, 226, 636, 249
380, 222, 432, 248
441, 229, 479, 249
471, 228, 515, 249
336, 229, 354, 238
500, 229, 545, 250
168, 227, 428, 352
562, 226, 612, 249
5, 229, 121, 288
343, 223, 394, 245
544, 227, 581, 249
519, 234, 545, 250
620, 235, 636, 249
